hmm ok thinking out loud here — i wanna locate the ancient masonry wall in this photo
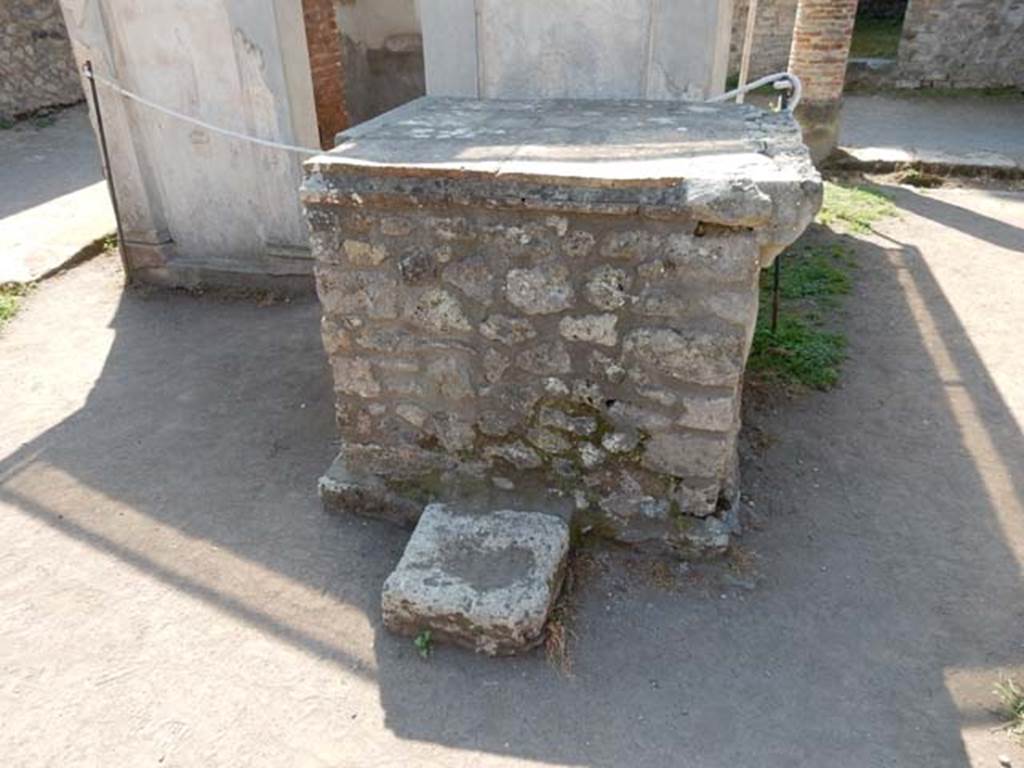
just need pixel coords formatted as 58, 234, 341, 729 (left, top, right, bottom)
728, 0, 1024, 90
0, 0, 82, 121
728, 0, 799, 80
307, 202, 762, 554
896, 0, 1024, 89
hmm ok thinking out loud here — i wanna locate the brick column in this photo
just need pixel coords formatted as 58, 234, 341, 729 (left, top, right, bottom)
787, 0, 858, 163
302, 0, 349, 149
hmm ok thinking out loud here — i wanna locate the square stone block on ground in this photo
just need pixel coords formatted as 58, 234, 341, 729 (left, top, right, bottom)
382, 504, 571, 655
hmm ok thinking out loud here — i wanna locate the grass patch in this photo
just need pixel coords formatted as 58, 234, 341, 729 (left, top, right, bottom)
750, 316, 846, 390
0, 283, 31, 329
995, 678, 1024, 738
850, 16, 903, 59
774, 242, 853, 301
818, 182, 897, 233
748, 243, 853, 390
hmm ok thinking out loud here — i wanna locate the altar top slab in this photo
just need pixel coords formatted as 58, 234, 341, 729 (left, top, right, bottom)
304, 96, 817, 188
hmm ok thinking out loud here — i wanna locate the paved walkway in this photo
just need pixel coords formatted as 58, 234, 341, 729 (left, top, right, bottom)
840, 92, 1024, 173
1, 186, 1023, 766
0, 105, 114, 283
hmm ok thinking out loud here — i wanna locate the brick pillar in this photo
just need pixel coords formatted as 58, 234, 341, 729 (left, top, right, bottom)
787, 0, 858, 163
302, 0, 349, 149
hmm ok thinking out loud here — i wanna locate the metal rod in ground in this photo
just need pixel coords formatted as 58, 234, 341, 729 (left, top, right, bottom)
84, 60, 128, 276
771, 253, 782, 334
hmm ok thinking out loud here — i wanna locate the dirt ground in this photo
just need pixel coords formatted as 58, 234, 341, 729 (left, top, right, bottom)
0, 105, 114, 282
1, 182, 1023, 767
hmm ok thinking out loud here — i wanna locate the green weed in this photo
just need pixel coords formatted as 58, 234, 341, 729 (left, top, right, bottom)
0, 283, 31, 328
995, 678, 1024, 737
818, 182, 897, 233
749, 315, 846, 391
413, 630, 433, 659
775, 243, 853, 300
748, 243, 853, 390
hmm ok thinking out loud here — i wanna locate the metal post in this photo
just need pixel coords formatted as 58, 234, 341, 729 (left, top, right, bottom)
770, 80, 789, 334
771, 253, 782, 334
83, 61, 128, 274
778, 78, 792, 113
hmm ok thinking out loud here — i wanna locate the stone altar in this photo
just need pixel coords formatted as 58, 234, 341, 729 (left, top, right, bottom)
301, 96, 821, 557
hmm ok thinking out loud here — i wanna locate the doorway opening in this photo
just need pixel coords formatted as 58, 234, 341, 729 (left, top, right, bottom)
850, 0, 909, 62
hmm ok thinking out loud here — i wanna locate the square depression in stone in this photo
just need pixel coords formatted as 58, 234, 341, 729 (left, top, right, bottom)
382, 504, 570, 656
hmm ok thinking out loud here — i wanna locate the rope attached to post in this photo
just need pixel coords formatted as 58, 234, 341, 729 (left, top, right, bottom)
83, 66, 803, 161
82, 68, 323, 156
709, 72, 803, 112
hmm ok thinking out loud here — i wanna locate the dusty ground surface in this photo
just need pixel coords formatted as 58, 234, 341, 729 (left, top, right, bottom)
0, 104, 114, 282
840, 93, 1024, 171
1, 183, 1023, 767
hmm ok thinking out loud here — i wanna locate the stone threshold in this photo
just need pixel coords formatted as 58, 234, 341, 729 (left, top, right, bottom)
829, 145, 1024, 179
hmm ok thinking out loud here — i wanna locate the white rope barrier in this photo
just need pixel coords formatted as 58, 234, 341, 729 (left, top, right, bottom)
84, 68, 802, 159
708, 72, 803, 112
84, 69, 323, 156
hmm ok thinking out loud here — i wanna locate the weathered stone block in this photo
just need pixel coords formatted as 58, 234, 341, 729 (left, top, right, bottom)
642, 432, 731, 478
317, 268, 398, 319
623, 328, 744, 387
381, 504, 570, 655
505, 264, 575, 315
343, 239, 388, 266
404, 288, 472, 334
332, 357, 380, 398
302, 97, 820, 557
677, 394, 737, 432
319, 454, 421, 527
479, 314, 537, 345
559, 314, 618, 347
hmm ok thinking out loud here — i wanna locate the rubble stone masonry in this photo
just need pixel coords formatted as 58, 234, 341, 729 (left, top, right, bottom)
896, 0, 1024, 89
729, 0, 1023, 91
0, 0, 82, 120
302, 97, 820, 557
728, 0, 799, 80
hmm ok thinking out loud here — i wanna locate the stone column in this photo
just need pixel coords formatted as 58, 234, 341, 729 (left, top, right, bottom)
787, 0, 858, 164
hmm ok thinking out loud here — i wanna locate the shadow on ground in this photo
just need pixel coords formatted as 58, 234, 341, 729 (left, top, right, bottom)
1, 187, 1023, 765
0, 104, 101, 219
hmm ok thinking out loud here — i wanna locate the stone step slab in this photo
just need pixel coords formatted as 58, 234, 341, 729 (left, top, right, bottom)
381, 503, 570, 656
